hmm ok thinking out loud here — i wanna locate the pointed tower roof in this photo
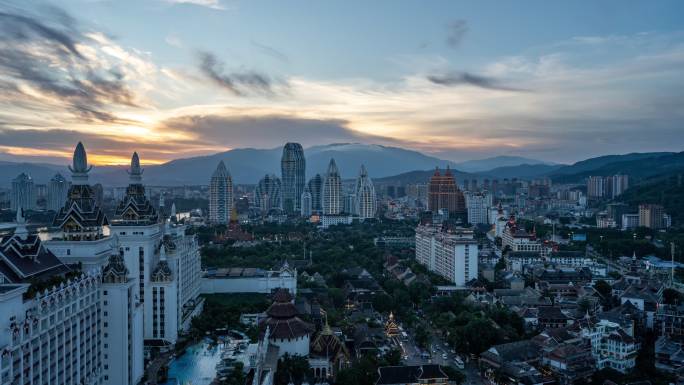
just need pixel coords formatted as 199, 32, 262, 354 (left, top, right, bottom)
14, 206, 28, 240
69, 142, 92, 185
327, 158, 339, 176
102, 254, 129, 284
359, 164, 368, 178
128, 151, 143, 183
51, 173, 66, 182
212, 160, 231, 178
151, 244, 173, 282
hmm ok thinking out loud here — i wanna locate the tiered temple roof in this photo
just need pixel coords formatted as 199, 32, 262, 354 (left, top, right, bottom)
0, 209, 70, 283
150, 245, 173, 283
102, 254, 130, 284
113, 152, 159, 225
52, 142, 108, 240
260, 289, 313, 340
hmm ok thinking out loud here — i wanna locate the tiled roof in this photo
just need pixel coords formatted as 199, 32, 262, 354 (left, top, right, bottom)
0, 233, 70, 283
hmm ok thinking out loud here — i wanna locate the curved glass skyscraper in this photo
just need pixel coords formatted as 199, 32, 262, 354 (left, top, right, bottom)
281, 143, 306, 215
307, 174, 323, 213
209, 160, 233, 224
255, 174, 282, 214
355, 164, 377, 219
322, 158, 342, 215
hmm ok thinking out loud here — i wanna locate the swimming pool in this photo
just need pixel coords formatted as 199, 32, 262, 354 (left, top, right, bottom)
164, 341, 222, 385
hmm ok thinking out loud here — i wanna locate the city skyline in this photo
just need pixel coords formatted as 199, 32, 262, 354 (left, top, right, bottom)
0, 1, 683, 166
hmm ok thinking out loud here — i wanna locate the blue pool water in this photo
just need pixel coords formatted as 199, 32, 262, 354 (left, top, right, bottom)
164, 342, 222, 385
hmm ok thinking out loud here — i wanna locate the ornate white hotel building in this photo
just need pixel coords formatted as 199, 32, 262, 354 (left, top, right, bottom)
0, 143, 203, 385
415, 224, 478, 286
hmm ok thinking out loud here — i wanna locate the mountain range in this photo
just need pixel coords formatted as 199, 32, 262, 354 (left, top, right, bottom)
0, 143, 464, 187
0, 143, 682, 187
453, 156, 555, 173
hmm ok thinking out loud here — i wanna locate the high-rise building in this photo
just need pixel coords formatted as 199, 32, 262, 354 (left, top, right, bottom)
281, 143, 306, 215
355, 165, 376, 219
34, 184, 47, 205
308, 174, 323, 213
322, 158, 342, 215
343, 193, 357, 215
587, 175, 629, 199
415, 224, 478, 286
621, 213, 640, 231
255, 174, 282, 214
209, 160, 233, 224
427, 167, 465, 215
607, 203, 629, 227
301, 188, 313, 217
42, 142, 144, 385
47, 172, 70, 211
587, 176, 606, 199
465, 191, 491, 225
10, 172, 35, 211
110, 152, 203, 349
609, 174, 629, 198
639, 204, 666, 229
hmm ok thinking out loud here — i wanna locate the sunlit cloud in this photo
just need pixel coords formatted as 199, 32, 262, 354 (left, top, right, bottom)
0, 1, 683, 165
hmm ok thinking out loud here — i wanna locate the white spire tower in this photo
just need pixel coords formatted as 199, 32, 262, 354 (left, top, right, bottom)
69, 141, 92, 185
128, 151, 143, 184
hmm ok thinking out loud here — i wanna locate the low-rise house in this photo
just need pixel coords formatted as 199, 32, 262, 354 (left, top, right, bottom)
655, 336, 684, 375
494, 287, 550, 310
657, 304, 684, 340
480, 340, 545, 384
620, 286, 660, 329
520, 306, 576, 331
534, 267, 592, 286
343, 278, 384, 303
580, 318, 639, 373
541, 337, 595, 384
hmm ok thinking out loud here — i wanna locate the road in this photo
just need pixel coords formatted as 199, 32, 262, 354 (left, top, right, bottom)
396, 325, 484, 385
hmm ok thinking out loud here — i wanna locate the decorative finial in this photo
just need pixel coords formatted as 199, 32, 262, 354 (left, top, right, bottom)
68, 142, 92, 185
128, 152, 143, 183
170, 203, 177, 221
14, 206, 28, 240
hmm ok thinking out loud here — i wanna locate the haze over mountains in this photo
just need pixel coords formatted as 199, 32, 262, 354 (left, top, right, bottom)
0, 143, 682, 187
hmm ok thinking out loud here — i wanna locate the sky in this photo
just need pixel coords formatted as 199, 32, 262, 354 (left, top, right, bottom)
0, 0, 683, 166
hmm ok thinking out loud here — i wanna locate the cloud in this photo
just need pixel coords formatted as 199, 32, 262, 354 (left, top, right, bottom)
0, 6, 683, 167
197, 51, 286, 96
446, 19, 468, 48
426, 72, 528, 92
162, 0, 226, 10
165, 34, 183, 48
0, 3, 143, 123
157, 113, 403, 149
251, 40, 289, 63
